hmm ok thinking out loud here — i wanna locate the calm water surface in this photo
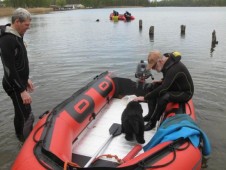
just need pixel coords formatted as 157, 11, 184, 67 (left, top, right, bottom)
0, 7, 226, 169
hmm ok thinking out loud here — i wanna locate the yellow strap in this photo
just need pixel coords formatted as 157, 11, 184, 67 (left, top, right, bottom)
172, 51, 181, 57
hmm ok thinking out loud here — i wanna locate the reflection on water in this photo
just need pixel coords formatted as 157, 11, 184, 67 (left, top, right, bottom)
0, 7, 226, 170
180, 32, 185, 39
210, 43, 217, 57
149, 34, 154, 42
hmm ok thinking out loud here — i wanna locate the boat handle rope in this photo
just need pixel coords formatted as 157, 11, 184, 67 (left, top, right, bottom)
138, 145, 176, 169
64, 161, 80, 170
88, 96, 110, 122
33, 112, 52, 143
89, 112, 97, 121
32, 122, 48, 143
187, 101, 192, 116
107, 96, 110, 104
175, 140, 190, 151
33, 140, 53, 170
39, 110, 50, 119
138, 138, 189, 169
92, 154, 124, 165
32, 112, 57, 170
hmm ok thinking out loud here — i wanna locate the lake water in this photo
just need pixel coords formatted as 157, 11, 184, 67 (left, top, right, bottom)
0, 7, 226, 169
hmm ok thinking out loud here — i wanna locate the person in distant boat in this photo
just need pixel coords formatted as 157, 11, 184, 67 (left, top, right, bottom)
125, 11, 131, 16
0, 8, 34, 142
124, 11, 132, 21
133, 50, 194, 131
113, 10, 119, 16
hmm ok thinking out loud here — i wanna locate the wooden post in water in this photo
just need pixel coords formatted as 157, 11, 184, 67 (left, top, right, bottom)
139, 20, 142, 29
149, 26, 154, 41
210, 30, 218, 55
211, 30, 218, 45
149, 26, 154, 36
181, 25, 186, 34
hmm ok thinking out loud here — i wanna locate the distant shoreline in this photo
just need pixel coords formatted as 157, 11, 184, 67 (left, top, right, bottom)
0, 6, 144, 18
0, 7, 53, 18
105, 6, 144, 8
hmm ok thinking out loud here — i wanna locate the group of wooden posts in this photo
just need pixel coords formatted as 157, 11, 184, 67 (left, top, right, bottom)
138, 19, 218, 50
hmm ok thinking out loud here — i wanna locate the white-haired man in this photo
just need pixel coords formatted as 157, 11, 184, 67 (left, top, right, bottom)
134, 50, 194, 131
0, 8, 34, 142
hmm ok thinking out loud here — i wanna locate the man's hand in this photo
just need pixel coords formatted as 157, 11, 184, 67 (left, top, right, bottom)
21, 90, 32, 104
153, 80, 162, 84
133, 96, 145, 102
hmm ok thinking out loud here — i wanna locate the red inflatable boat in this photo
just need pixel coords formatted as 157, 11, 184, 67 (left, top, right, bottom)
12, 71, 204, 170
110, 13, 135, 21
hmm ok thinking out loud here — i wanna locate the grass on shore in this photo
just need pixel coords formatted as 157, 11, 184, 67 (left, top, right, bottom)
0, 7, 53, 18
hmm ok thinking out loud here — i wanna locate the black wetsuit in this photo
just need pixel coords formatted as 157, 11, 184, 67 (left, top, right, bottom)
144, 54, 194, 124
0, 24, 34, 142
124, 11, 131, 21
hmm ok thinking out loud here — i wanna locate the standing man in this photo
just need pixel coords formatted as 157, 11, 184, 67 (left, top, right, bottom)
0, 8, 34, 142
134, 50, 194, 131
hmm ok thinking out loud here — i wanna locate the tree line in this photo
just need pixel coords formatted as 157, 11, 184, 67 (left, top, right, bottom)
2, 0, 226, 8
152, 0, 226, 7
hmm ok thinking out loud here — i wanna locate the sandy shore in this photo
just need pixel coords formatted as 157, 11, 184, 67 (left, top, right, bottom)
0, 7, 53, 18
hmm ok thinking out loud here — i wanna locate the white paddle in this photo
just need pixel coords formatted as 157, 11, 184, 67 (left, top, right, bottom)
84, 123, 122, 167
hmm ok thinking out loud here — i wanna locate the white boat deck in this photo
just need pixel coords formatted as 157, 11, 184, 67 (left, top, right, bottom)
72, 95, 157, 162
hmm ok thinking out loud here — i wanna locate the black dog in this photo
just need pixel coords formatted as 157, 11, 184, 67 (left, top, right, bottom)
121, 101, 145, 144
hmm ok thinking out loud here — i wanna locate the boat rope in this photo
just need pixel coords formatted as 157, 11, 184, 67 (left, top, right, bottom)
186, 101, 192, 116
39, 110, 49, 119
92, 154, 124, 165
32, 112, 52, 143
139, 138, 189, 169
33, 120, 49, 143
138, 145, 176, 169
64, 161, 80, 170
33, 112, 57, 170
201, 155, 209, 168
176, 140, 190, 151
141, 145, 176, 169
33, 141, 53, 170
89, 112, 97, 121
107, 96, 110, 104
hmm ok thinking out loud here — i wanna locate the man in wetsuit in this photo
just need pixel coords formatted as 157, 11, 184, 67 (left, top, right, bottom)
0, 8, 34, 142
124, 11, 131, 21
134, 50, 194, 131
113, 10, 119, 16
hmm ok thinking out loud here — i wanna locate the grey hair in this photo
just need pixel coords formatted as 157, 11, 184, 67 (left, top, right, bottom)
12, 8, 31, 23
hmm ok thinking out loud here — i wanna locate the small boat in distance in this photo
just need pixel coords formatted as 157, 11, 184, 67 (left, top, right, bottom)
110, 10, 135, 21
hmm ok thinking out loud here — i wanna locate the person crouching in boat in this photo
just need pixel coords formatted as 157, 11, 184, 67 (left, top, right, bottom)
133, 50, 194, 131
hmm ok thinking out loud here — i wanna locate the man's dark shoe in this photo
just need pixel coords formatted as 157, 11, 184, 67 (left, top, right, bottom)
143, 114, 151, 122
144, 121, 156, 131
